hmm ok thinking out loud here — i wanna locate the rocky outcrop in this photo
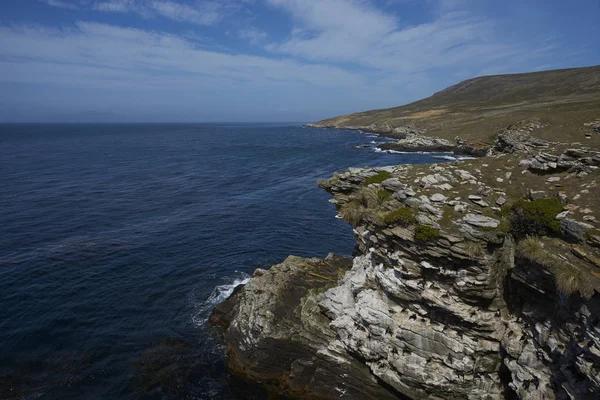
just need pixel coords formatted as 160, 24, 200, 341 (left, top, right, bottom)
211, 152, 600, 399
520, 148, 600, 175
210, 254, 401, 399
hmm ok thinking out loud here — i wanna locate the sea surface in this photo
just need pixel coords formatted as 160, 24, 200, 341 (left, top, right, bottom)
0, 123, 449, 399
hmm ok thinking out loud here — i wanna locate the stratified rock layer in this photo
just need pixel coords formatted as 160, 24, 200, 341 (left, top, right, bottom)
212, 154, 600, 400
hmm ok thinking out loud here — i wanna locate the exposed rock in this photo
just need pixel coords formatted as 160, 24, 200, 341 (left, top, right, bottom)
494, 128, 549, 153
469, 195, 489, 207
214, 163, 600, 400
560, 218, 595, 242
210, 254, 398, 399
430, 193, 447, 203
463, 213, 500, 228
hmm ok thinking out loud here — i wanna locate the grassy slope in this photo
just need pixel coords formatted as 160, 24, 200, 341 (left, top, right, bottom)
315, 65, 600, 146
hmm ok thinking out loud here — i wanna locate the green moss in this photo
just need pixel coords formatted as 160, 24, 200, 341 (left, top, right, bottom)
498, 216, 511, 233
584, 229, 600, 239
383, 207, 416, 226
414, 225, 440, 243
363, 171, 392, 186
508, 198, 563, 237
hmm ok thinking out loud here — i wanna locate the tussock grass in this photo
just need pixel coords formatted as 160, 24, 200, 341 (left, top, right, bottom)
383, 207, 416, 226
516, 236, 556, 267
464, 241, 486, 258
363, 171, 392, 186
414, 225, 440, 243
338, 199, 367, 225
338, 187, 391, 225
554, 265, 594, 299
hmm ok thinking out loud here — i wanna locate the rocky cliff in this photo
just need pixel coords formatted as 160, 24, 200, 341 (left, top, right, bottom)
211, 67, 600, 399
211, 139, 600, 399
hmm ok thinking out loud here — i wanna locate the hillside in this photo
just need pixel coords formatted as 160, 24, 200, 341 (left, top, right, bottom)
313, 65, 600, 146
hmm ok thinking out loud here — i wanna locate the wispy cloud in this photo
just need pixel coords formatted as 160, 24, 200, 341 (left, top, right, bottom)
93, 0, 135, 13
91, 0, 239, 25
265, 0, 544, 75
239, 27, 268, 45
0, 22, 363, 89
39, 0, 82, 9
149, 1, 226, 25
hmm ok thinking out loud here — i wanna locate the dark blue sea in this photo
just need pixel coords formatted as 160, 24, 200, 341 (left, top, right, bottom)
0, 124, 448, 399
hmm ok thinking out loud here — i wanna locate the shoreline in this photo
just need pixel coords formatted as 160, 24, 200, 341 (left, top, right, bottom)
210, 127, 600, 399
304, 123, 490, 157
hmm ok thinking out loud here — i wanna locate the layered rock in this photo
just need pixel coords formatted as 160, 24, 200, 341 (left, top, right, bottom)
211, 155, 600, 399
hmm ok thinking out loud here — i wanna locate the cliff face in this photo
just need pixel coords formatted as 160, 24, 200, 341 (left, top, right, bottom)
211, 143, 600, 399
211, 65, 600, 398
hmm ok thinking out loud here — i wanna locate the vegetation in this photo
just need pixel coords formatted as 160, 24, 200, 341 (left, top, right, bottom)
338, 199, 367, 225
314, 65, 600, 145
464, 241, 486, 258
584, 229, 600, 239
363, 171, 392, 186
338, 187, 391, 225
414, 225, 440, 243
508, 198, 563, 237
383, 207, 416, 226
516, 236, 556, 267
554, 265, 594, 299
376, 188, 392, 203
317, 178, 329, 189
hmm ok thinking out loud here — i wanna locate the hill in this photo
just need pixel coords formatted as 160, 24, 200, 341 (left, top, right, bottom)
313, 65, 600, 146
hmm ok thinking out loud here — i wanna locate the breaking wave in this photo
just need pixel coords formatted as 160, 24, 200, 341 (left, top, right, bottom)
191, 272, 251, 327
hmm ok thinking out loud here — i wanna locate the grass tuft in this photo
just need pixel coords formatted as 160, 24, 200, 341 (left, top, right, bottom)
414, 225, 440, 243
383, 207, 416, 226
464, 241, 486, 258
584, 229, 600, 239
554, 265, 594, 299
338, 187, 391, 225
363, 171, 392, 186
338, 199, 367, 225
516, 236, 556, 267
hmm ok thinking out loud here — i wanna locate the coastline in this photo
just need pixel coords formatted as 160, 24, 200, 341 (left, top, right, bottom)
211, 126, 600, 399
212, 66, 600, 399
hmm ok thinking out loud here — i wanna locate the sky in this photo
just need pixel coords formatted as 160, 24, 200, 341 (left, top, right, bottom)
0, 0, 598, 123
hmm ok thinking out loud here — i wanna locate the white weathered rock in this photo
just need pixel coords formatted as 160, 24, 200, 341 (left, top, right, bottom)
463, 213, 500, 228
430, 193, 447, 203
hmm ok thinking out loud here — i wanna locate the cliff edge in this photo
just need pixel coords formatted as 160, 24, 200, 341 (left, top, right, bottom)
211, 66, 600, 399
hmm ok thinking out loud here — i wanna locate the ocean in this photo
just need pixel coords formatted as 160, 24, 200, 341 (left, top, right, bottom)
0, 123, 448, 399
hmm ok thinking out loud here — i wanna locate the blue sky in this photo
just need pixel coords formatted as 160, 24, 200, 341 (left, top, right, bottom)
0, 0, 598, 122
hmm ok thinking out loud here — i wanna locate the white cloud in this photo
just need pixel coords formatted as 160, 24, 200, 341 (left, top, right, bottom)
92, 0, 239, 25
93, 0, 135, 13
239, 27, 268, 44
39, 0, 82, 9
149, 1, 225, 25
0, 22, 364, 89
266, 0, 539, 74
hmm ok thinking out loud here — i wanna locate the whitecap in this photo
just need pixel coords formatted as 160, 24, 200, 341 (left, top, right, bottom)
191, 272, 251, 327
